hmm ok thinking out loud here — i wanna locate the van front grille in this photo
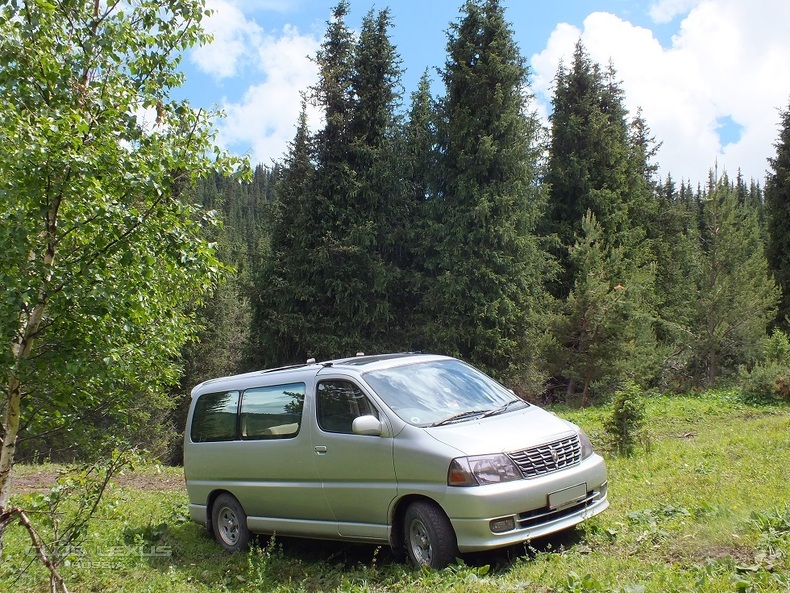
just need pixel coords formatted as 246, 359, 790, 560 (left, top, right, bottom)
508, 434, 581, 478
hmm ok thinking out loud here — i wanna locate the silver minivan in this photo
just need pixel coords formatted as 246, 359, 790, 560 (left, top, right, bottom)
184, 353, 608, 568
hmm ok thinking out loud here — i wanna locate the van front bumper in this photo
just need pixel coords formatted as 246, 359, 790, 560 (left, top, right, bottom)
441, 454, 609, 553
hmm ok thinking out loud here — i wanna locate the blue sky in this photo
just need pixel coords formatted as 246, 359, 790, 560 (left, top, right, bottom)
177, 0, 790, 185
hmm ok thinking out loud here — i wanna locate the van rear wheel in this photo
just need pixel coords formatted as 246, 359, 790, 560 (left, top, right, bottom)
212, 493, 250, 552
403, 500, 457, 569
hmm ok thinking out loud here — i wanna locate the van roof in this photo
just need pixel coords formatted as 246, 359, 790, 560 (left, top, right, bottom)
190, 352, 449, 397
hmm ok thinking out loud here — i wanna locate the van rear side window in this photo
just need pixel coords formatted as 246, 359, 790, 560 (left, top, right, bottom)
191, 390, 240, 442
240, 382, 305, 439
191, 383, 306, 442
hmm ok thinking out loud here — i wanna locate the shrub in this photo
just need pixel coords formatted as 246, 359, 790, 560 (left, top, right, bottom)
739, 329, 790, 401
603, 380, 648, 456
764, 328, 790, 365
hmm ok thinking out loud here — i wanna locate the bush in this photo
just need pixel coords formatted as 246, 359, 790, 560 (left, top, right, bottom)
603, 380, 648, 456
739, 363, 790, 401
764, 328, 790, 364
739, 329, 790, 401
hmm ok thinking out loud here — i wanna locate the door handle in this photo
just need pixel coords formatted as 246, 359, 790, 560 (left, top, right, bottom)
314, 445, 327, 455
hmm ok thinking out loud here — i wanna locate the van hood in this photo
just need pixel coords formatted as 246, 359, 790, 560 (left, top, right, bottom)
424, 406, 577, 455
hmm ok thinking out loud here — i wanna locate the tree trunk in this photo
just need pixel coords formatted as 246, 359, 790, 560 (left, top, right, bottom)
0, 383, 22, 556
0, 383, 22, 511
0, 199, 57, 553
581, 371, 593, 408
0, 297, 50, 557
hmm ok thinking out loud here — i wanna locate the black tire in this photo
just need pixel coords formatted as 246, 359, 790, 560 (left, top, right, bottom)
403, 500, 458, 569
211, 493, 250, 552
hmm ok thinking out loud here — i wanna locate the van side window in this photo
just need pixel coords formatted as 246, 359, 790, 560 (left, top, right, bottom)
316, 380, 378, 434
240, 382, 305, 439
191, 391, 240, 442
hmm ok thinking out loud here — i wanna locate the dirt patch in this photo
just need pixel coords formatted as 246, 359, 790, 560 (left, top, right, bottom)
114, 470, 185, 492
664, 539, 757, 568
10, 466, 185, 495
689, 544, 756, 565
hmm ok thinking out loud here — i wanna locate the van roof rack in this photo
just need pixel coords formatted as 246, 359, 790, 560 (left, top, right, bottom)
261, 362, 310, 374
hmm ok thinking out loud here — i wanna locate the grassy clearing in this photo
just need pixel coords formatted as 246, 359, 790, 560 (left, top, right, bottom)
2, 391, 788, 592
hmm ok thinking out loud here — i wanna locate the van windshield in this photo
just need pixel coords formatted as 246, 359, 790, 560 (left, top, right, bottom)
363, 359, 527, 427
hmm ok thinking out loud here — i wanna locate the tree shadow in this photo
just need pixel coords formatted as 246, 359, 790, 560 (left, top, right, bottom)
462, 527, 587, 572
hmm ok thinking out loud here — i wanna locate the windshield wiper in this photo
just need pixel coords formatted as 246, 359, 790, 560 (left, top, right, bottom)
430, 409, 489, 427
482, 400, 525, 418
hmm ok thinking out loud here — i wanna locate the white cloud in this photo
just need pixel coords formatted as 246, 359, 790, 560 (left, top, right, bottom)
216, 25, 321, 165
194, 0, 790, 180
530, 0, 790, 185
186, 0, 323, 165
648, 0, 700, 24
191, 0, 263, 79
529, 22, 580, 103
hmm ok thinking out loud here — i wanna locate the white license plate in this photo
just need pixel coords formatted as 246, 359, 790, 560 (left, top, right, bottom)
548, 483, 588, 509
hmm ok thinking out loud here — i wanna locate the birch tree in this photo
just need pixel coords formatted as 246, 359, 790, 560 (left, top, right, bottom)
0, 0, 241, 558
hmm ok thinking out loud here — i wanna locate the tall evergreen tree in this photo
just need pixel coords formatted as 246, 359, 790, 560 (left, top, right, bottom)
649, 175, 701, 362
403, 72, 438, 211
543, 42, 635, 298
766, 99, 790, 330
693, 176, 779, 386
423, 0, 551, 379
542, 44, 664, 396
395, 71, 438, 342
341, 7, 406, 348
251, 104, 318, 367
253, 2, 406, 365
625, 108, 661, 232
551, 211, 656, 405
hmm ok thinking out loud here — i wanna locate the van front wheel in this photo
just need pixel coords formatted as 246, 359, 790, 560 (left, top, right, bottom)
403, 501, 457, 569
212, 493, 250, 552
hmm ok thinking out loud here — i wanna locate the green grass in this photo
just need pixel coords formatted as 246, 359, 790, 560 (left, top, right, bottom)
2, 391, 788, 592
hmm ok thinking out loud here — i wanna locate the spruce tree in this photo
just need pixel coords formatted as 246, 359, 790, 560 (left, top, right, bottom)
649, 175, 701, 355
423, 0, 551, 379
253, 2, 406, 364
403, 72, 438, 211
542, 44, 662, 396
543, 42, 634, 298
625, 108, 661, 234
694, 176, 779, 386
342, 7, 406, 350
250, 104, 316, 367
766, 99, 790, 330
397, 71, 438, 342
551, 212, 656, 405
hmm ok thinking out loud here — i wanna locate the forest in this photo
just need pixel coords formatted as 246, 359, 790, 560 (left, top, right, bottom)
3, 0, 790, 469
157, 0, 790, 462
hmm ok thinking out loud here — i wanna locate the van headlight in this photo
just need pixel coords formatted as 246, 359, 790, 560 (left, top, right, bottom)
448, 454, 522, 486
579, 429, 594, 459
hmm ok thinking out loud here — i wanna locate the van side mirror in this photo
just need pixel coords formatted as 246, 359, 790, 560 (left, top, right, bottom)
352, 415, 383, 436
